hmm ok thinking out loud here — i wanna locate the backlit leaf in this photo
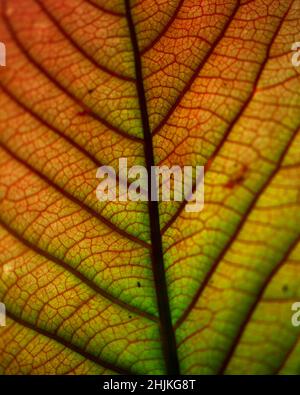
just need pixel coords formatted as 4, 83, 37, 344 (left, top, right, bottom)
0, 0, 300, 375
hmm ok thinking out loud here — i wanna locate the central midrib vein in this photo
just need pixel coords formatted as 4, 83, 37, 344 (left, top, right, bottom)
125, 0, 180, 375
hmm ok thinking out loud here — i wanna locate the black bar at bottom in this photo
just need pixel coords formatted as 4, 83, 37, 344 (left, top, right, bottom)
0, 375, 298, 393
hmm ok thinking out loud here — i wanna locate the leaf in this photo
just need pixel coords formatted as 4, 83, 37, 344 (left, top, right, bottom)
0, 0, 300, 375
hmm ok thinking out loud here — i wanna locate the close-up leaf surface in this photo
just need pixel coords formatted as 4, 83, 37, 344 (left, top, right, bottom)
0, 0, 300, 375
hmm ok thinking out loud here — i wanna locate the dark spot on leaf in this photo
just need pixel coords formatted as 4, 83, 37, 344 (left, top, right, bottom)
137, 281, 141, 288
282, 284, 289, 293
225, 164, 248, 189
225, 177, 244, 189
77, 110, 91, 116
